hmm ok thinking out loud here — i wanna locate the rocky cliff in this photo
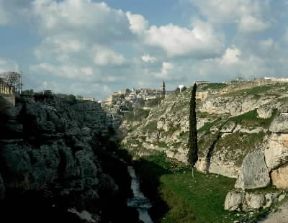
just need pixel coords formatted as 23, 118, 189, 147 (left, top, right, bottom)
0, 93, 137, 223
121, 80, 288, 214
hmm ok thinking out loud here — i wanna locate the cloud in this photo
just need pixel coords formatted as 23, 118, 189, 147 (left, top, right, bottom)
30, 63, 94, 79
188, 0, 270, 33
220, 47, 241, 65
145, 20, 223, 57
126, 12, 148, 34
92, 45, 125, 66
32, 0, 132, 42
141, 54, 157, 63
239, 15, 270, 33
160, 62, 174, 76
0, 58, 19, 73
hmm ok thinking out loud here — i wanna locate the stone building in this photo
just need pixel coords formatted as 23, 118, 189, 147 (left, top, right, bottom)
0, 78, 14, 95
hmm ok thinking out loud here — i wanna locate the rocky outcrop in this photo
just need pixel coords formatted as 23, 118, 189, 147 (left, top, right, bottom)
269, 113, 288, 133
271, 164, 288, 189
224, 191, 243, 211
265, 133, 288, 170
120, 81, 288, 217
235, 150, 270, 189
0, 94, 136, 222
224, 190, 283, 212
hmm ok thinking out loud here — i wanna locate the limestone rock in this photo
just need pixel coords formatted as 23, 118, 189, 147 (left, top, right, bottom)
259, 200, 288, 223
220, 121, 236, 133
235, 150, 270, 189
264, 193, 280, 208
243, 193, 265, 210
271, 164, 288, 189
257, 106, 273, 119
265, 133, 288, 170
224, 191, 243, 211
269, 114, 288, 133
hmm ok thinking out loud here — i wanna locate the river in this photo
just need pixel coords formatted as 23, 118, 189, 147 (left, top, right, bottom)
127, 166, 153, 223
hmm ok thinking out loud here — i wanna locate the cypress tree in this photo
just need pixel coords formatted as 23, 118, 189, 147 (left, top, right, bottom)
162, 81, 166, 98
188, 82, 198, 176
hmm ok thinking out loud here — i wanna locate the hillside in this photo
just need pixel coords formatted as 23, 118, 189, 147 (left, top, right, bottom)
0, 92, 138, 223
121, 79, 288, 221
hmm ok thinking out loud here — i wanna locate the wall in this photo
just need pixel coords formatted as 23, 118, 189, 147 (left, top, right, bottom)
0, 95, 15, 111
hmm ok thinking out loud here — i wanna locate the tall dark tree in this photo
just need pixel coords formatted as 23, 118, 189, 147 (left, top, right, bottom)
188, 82, 198, 177
162, 80, 166, 98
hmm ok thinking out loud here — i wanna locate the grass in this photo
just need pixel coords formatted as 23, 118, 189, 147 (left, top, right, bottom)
142, 120, 158, 133
229, 109, 276, 128
124, 108, 150, 122
216, 132, 265, 166
222, 84, 274, 97
134, 153, 238, 223
160, 171, 236, 223
200, 83, 227, 91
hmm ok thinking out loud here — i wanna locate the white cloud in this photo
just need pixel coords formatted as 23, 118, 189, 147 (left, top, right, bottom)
126, 12, 148, 34
189, 0, 270, 33
35, 36, 84, 60
239, 15, 270, 33
145, 20, 223, 57
30, 63, 93, 79
141, 54, 157, 63
32, 0, 132, 42
220, 47, 241, 65
161, 62, 174, 76
0, 58, 19, 73
92, 45, 125, 66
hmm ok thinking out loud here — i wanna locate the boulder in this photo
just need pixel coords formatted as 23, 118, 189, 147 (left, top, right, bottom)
243, 193, 265, 210
269, 114, 288, 133
264, 193, 280, 208
224, 191, 243, 211
220, 121, 236, 133
265, 133, 288, 170
235, 150, 270, 189
271, 164, 288, 189
257, 106, 273, 119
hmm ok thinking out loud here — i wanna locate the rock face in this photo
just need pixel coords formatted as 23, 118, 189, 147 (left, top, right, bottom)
0, 94, 135, 222
259, 201, 288, 223
269, 114, 288, 133
224, 190, 282, 212
224, 191, 243, 211
271, 164, 288, 189
244, 193, 265, 210
119, 81, 288, 216
265, 133, 288, 170
235, 150, 270, 189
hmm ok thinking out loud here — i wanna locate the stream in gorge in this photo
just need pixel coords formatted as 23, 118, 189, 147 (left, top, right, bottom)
127, 166, 153, 223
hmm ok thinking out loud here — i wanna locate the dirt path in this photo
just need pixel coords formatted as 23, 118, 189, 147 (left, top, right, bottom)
259, 202, 288, 223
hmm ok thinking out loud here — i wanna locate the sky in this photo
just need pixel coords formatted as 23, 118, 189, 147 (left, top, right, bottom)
0, 0, 288, 99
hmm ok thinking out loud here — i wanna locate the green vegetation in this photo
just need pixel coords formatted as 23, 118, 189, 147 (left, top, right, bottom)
124, 108, 150, 122
229, 109, 277, 128
223, 84, 274, 97
188, 83, 198, 167
135, 153, 238, 223
217, 132, 265, 166
200, 83, 227, 91
145, 97, 162, 107
142, 120, 158, 133
160, 171, 236, 223
198, 133, 219, 157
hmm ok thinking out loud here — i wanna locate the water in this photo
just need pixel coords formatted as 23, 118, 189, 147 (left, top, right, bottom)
127, 166, 153, 223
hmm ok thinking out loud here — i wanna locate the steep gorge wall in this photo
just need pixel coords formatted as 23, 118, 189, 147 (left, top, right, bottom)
0, 94, 136, 223
121, 82, 288, 212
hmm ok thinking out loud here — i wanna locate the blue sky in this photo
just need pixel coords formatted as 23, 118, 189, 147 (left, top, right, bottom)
0, 0, 288, 99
